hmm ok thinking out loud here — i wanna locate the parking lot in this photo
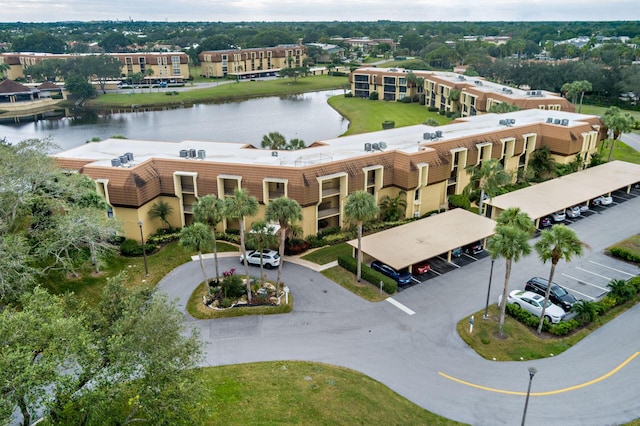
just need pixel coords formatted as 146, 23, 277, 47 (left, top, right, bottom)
403, 185, 639, 293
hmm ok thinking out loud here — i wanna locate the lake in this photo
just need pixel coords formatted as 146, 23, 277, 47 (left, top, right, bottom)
0, 90, 350, 153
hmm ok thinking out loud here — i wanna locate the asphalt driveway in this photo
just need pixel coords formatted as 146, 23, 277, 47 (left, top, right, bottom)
158, 193, 640, 426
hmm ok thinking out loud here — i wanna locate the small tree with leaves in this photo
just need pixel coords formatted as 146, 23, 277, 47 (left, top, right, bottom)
148, 200, 174, 230
344, 191, 379, 283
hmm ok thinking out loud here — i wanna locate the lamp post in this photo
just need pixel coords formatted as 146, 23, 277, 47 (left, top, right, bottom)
483, 258, 495, 320
138, 220, 149, 277
521, 367, 537, 426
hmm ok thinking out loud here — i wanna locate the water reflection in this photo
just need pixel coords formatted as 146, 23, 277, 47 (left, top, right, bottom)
0, 90, 349, 152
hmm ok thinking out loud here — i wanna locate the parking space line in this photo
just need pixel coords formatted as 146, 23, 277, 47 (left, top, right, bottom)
386, 297, 416, 315
575, 267, 611, 281
430, 269, 442, 276
565, 288, 596, 300
562, 273, 610, 292
588, 260, 636, 277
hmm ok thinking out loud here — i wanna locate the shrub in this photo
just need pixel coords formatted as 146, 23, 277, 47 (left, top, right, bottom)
344, 93, 353, 98
427, 106, 439, 112
609, 246, 640, 263
571, 300, 598, 324
319, 226, 342, 237
549, 319, 580, 336
285, 238, 312, 255
147, 228, 182, 244
221, 275, 245, 299
399, 97, 412, 103
305, 234, 325, 248
323, 233, 352, 245
505, 303, 551, 332
369, 91, 379, 100
220, 298, 232, 308
119, 239, 157, 257
337, 255, 397, 294
382, 120, 395, 129
448, 193, 471, 210
607, 278, 636, 304
419, 94, 426, 105
594, 296, 617, 315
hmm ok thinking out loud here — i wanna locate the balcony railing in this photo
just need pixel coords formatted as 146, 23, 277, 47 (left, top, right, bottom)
318, 207, 340, 219
321, 187, 340, 197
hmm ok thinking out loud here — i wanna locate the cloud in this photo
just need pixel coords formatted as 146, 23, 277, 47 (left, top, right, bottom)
0, 0, 638, 22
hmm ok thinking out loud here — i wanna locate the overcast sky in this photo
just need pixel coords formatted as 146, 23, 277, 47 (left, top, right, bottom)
1, 0, 639, 23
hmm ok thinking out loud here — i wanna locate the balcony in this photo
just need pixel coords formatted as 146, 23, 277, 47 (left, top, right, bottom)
318, 206, 340, 219
321, 187, 340, 197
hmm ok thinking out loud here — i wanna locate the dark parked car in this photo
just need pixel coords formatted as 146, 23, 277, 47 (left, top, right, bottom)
371, 260, 413, 285
540, 216, 552, 228
462, 241, 484, 255
525, 277, 577, 312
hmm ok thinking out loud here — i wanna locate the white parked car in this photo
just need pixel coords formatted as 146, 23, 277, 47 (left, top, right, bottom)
240, 249, 281, 269
507, 290, 566, 324
591, 195, 613, 206
566, 205, 581, 219
551, 211, 566, 222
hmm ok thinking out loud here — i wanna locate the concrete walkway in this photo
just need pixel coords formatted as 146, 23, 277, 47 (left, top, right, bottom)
164, 195, 640, 425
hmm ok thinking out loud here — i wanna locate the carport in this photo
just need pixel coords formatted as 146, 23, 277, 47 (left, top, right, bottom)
347, 208, 497, 272
485, 160, 640, 224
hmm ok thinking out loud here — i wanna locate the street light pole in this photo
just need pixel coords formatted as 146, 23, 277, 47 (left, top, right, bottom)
138, 220, 149, 277
521, 367, 537, 426
483, 258, 495, 320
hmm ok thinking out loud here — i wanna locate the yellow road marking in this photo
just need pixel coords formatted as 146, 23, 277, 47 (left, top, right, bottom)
439, 352, 639, 396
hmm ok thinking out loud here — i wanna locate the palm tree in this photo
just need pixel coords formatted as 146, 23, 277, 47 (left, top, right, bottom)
528, 146, 556, 180
247, 220, 278, 286
571, 300, 598, 325
534, 224, 587, 334
192, 195, 226, 284
602, 107, 634, 161
465, 159, 511, 215
148, 200, 173, 229
261, 131, 287, 150
344, 191, 379, 283
265, 197, 302, 296
285, 138, 306, 150
496, 206, 536, 236
179, 223, 213, 292
225, 188, 259, 302
561, 80, 592, 113
487, 208, 533, 337
378, 191, 407, 222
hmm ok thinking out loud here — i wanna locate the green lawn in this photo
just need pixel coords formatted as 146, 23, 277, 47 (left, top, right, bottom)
198, 361, 465, 425
328, 95, 451, 135
85, 75, 348, 108
301, 243, 352, 265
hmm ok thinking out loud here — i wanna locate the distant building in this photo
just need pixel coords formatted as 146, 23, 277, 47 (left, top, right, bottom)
198, 45, 307, 79
0, 51, 190, 83
350, 67, 574, 115
305, 43, 345, 63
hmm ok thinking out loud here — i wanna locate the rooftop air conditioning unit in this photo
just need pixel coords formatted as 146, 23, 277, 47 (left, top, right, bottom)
111, 158, 121, 167
188, 148, 196, 158
546, 117, 554, 123
561, 119, 569, 126
272, 151, 278, 157
125, 152, 134, 162
423, 132, 432, 140
119, 155, 128, 164
371, 142, 380, 151
509, 118, 516, 125
554, 119, 561, 125
378, 141, 387, 150
197, 149, 206, 159
499, 119, 506, 125
364, 143, 372, 151
179, 149, 188, 158
434, 130, 443, 138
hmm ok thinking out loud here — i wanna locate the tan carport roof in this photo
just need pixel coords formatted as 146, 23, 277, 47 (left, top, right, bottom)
486, 160, 640, 220
347, 208, 497, 271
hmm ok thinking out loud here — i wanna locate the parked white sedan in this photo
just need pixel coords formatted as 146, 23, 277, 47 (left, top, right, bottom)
592, 195, 613, 206
507, 290, 566, 324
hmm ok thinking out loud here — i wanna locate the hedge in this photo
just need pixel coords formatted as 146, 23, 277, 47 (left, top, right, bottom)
337, 255, 398, 294
609, 246, 640, 263
120, 239, 157, 257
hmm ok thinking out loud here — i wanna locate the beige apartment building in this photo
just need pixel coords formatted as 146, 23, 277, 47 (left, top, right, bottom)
53, 108, 603, 241
350, 67, 574, 116
198, 45, 307, 79
0, 52, 190, 83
